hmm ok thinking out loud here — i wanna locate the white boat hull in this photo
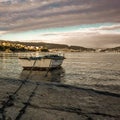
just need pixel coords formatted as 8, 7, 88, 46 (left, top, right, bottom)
19, 58, 64, 70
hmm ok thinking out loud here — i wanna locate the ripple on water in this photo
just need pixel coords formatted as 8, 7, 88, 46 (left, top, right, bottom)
0, 52, 120, 87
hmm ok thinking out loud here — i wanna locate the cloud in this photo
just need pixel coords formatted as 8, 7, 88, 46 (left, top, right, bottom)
0, 0, 120, 32
36, 24, 120, 48
0, 24, 120, 48
0, 0, 120, 48
87, 24, 120, 31
0, 31, 7, 35
59, 33, 120, 48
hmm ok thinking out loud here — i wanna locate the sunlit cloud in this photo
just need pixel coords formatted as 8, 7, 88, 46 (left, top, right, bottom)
0, 31, 8, 35
1, 23, 120, 48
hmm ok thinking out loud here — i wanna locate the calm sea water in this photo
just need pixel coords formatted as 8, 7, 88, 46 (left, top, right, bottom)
0, 52, 120, 87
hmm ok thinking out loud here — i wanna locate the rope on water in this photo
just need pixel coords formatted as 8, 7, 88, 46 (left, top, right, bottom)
0, 59, 37, 120
15, 83, 39, 120
44, 59, 52, 77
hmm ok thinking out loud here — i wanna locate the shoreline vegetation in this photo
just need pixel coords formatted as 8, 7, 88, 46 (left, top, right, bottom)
0, 40, 120, 53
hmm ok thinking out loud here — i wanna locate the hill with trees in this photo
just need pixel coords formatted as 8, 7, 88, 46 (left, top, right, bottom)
100, 46, 120, 52
0, 40, 95, 52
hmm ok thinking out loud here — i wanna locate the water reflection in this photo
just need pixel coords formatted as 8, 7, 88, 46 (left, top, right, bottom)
20, 68, 65, 83
0, 52, 18, 58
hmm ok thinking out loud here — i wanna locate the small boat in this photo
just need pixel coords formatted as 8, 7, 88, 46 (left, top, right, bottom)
19, 54, 65, 70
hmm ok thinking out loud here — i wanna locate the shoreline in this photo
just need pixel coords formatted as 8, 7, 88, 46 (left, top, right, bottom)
0, 77, 120, 120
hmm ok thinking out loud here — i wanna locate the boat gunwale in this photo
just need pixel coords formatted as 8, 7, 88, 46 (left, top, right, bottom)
19, 55, 65, 60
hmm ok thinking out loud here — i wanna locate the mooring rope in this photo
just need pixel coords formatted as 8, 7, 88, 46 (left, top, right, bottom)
15, 83, 39, 120
44, 59, 52, 77
0, 59, 37, 120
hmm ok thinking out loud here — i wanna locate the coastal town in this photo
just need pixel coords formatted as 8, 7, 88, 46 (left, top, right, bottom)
0, 41, 48, 52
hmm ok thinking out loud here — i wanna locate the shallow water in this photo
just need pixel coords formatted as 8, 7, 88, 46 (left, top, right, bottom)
0, 52, 120, 87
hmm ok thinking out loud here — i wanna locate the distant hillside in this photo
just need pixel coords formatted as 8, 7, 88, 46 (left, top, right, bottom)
68, 45, 95, 52
14, 41, 69, 49
0, 40, 95, 52
18, 42, 95, 51
100, 46, 120, 52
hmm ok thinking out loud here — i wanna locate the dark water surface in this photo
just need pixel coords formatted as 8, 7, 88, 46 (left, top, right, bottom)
0, 52, 120, 87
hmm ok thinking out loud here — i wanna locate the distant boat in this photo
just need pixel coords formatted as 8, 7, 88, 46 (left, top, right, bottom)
19, 54, 65, 70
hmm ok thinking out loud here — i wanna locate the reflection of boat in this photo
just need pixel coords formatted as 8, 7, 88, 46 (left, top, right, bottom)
19, 54, 65, 70
20, 68, 65, 83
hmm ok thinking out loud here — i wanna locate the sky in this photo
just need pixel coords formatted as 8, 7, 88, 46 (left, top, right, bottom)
0, 0, 120, 48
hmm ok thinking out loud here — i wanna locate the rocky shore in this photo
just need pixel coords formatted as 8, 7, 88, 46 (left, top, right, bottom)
0, 77, 120, 120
